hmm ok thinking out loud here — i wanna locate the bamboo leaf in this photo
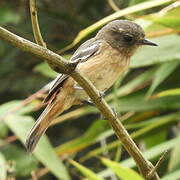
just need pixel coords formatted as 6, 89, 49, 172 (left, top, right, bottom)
117, 94, 180, 112
69, 159, 104, 180
168, 132, 180, 171
34, 62, 58, 78
162, 169, 180, 180
101, 157, 144, 180
0, 152, 7, 180
4, 115, 71, 180
83, 113, 179, 161
146, 61, 180, 97
154, 88, 180, 98
122, 136, 180, 168
56, 120, 109, 155
1, 144, 38, 177
107, 68, 156, 101
99, 136, 180, 178
131, 35, 180, 68
148, 7, 180, 30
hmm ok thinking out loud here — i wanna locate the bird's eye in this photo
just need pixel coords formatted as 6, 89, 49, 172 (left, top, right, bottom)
123, 34, 133, 43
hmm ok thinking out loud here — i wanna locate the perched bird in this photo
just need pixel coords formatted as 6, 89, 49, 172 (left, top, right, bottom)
26, 20, 157, 153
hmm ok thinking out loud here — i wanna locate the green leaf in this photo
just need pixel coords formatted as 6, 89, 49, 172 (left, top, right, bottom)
0, 122, 8, 138
122, 136, 180, 168
117, 93, 180, 112
148, 7, 180, 30
143, 129, 167, 149
0, 152, 7, 180
0, 7, 20, 25
83, 112, 179, 161
69, 159, 104, 180
0, 41, 5, 56
0, 101, 22, 116
101, 157, 144, 180
130, 35, 180, 68
34, 62, 58, 78
107, 68, 156, 101
168, 132, 180, 171
1, 144, 38, 177
56, 120, 109, 155
99, 136, 180, 178
154, 88, 180, 98
162, 169, 180, 180
0, 100, 39, 118
151, 16, 180, 30
146, 61, 180, 97
129, 0, 147, 6
5, 115, 71, 180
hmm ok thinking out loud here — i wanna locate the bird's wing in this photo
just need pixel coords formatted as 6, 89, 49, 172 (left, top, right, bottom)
44, 38, 100, 103
43, 74, 68, 103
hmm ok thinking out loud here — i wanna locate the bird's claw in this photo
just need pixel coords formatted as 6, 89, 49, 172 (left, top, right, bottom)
87, 98, 93, 104
99, 91, 105, 98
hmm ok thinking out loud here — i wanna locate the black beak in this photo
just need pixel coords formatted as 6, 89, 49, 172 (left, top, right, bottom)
138, 39, 158, 46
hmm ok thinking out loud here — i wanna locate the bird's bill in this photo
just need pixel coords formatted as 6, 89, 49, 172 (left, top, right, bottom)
138, 39, 158, 46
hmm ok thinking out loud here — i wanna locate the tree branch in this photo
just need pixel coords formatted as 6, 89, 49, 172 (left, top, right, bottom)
0, 26, 160, 180
30, 0, 46, 47
148, 150, 169, 179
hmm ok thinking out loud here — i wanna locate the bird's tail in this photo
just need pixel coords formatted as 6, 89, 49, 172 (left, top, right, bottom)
26, 93, 75, 153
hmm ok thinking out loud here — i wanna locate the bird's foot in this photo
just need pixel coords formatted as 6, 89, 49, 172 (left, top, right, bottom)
87, 98, 93, 104
99, 91, 105, 98
85, 90, 105, 105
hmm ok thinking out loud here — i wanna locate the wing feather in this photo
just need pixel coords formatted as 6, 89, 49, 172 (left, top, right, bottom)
44, 38, 100, 102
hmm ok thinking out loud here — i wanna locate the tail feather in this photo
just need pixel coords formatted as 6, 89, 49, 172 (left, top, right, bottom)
26, 79, 76, 153
26, 103, 58, 153
26, 98, 72, 153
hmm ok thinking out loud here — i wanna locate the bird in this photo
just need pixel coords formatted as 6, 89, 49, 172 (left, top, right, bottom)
26, 20, 158, 153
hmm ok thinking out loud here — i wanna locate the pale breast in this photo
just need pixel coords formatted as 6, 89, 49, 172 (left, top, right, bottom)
75, 41, 130, 100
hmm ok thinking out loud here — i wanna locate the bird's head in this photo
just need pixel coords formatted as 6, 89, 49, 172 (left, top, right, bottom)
96, 20, 157, 57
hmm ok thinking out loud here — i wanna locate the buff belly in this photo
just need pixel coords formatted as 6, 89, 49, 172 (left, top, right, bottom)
74, 49, 130, 101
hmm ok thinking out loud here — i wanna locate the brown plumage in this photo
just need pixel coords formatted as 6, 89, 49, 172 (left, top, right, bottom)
26, 20, 157, 153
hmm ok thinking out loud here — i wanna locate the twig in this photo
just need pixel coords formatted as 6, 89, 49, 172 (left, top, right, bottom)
29, 0, 46, 47
108, 0, 120, 12
0, 136, 17, 148
107, 0, 133, 20
147, 150, 169, 179
29, 168, 49, 180
30, 0, 69, 72
0, 87, 46, 121
0, 26, 160, 179
31, 171, 38, 180
51, 108, 86, 126
119, 111, 135, 122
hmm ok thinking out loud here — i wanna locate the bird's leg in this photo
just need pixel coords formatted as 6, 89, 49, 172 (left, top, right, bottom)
74, 84, 95, 106
85, 90, 105, 105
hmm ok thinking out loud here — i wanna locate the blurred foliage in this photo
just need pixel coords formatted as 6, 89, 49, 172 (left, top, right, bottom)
0, 0, 180, 180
